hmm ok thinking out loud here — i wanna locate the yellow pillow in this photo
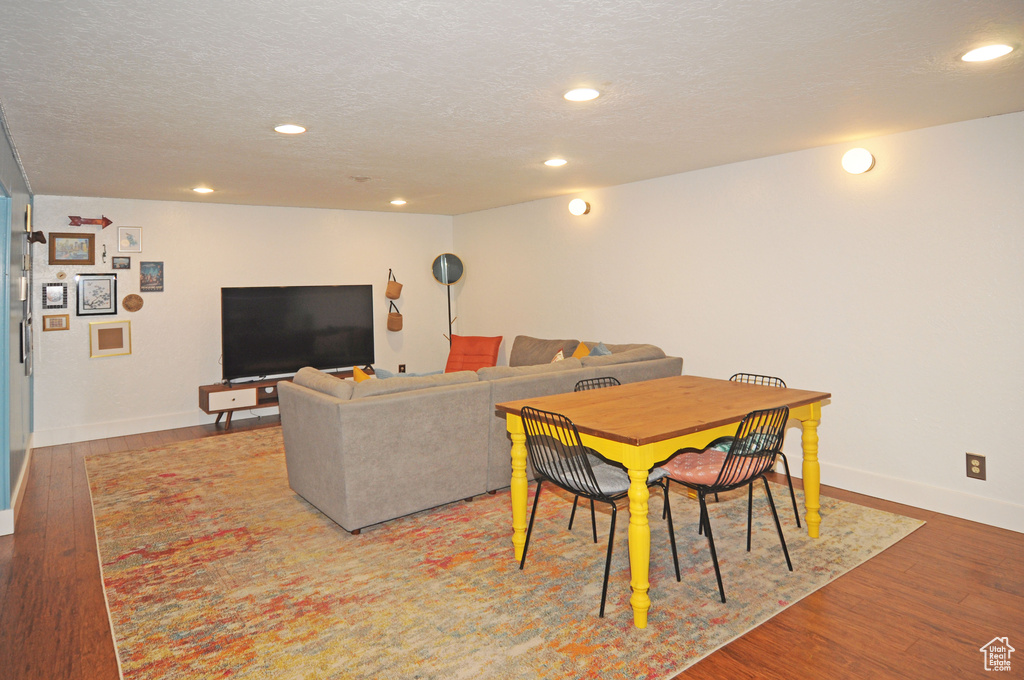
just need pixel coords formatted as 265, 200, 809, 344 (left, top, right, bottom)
353, 366, 371, 382
571, 343, 591, 359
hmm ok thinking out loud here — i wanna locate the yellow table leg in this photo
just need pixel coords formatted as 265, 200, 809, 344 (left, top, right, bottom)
800, 404, 822, 538
626, 467, 651, 628
508, 417, 529, 561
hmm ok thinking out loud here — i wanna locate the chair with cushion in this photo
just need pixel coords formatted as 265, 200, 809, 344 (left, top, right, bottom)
519, 405, 672, 617
444, 334, 502, 372
659, 406, 793, 603
729, 373, 800, 527
567, 377, 623, 541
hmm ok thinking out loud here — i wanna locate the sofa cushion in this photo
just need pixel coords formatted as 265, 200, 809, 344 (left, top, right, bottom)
445, 334, 503, 373
478, 357, 583, 381
508, 336, 581, 367
292, 367, 354, 400
353, 369, 479, 398
581, 345, 666, 367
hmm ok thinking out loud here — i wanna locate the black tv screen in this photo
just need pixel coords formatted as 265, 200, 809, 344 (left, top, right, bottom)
221, 285, 374, 382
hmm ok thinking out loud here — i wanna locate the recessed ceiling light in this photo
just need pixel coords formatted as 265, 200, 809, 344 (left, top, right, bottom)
192, 187, 214, 194
961, 44, 1013, 62
564, 88, 600, 102
274, 124, 306, 134
390, 199, 407, 206
545, 158, 568, 167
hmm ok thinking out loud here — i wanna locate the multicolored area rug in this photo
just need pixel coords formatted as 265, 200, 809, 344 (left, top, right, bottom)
86, 428, 923, 680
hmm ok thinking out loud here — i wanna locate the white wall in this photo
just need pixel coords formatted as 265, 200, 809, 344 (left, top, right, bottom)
453, 112, 1024, 533
31, 197, 454, 445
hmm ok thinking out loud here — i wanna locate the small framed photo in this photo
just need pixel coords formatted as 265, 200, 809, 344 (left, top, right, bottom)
43, 282, 68, 309
112, 256, 131, 270
48, 232, 95, 265
42, 314, 70, 331
140, 261, 164, 292
118, 227, 143, 253
76, 273, 118, 316
89, 320, 131, 358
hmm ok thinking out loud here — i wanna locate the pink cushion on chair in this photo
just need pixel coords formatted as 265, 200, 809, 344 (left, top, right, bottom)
444, 335, 502, 373
661, 449, 727, 486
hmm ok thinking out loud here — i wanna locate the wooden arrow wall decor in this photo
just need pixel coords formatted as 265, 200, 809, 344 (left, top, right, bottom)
68, 215, 113, 228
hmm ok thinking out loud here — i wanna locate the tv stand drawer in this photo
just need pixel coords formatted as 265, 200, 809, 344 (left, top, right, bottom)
205, 387, 258, 412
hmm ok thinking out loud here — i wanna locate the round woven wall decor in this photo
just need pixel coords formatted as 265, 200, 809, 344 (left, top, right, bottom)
122, 294, 144, 312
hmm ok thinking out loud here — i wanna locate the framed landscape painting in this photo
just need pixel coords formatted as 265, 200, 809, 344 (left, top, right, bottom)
76, 273, 118, 316
49, 232, 95, 265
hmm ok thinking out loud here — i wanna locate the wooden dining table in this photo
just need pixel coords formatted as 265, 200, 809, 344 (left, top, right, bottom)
495, 374, 831, 628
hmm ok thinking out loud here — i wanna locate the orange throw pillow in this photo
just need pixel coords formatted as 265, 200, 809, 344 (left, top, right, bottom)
445, 335, 503, 372
353, 367, 371, 382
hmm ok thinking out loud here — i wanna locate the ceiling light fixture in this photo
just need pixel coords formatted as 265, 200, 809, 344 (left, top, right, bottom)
390, 199, 407, 206
544, 158, 568, 167
564, 88, 600, 102
192, 187, 214, 194
961, 44, 1014, 62
274, 124, 306, 134
842, 148, 875, 174
568, 198, 591, 215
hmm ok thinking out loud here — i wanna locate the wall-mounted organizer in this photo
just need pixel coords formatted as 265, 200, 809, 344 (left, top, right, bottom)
386, 269, 402, 299
387, 301, 403, 331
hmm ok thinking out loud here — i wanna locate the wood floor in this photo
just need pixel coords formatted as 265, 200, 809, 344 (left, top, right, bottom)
0, 417, 1020, 679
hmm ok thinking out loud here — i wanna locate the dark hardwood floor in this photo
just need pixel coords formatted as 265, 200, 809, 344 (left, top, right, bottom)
1, 416, 1020, 679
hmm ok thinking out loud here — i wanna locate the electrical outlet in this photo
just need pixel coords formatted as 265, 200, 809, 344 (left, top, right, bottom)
398, 364, 406, 373
966, 453, 986, 480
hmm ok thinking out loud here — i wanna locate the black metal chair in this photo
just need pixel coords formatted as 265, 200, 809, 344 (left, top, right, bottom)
519, 405, 672, 617
729, 373, 801, 528
659, 406, 793, 603
575, 376, 621, 392
567, 377, 623, 542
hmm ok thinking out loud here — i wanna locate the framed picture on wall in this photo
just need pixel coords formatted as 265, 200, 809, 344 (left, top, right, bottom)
43, 282, 68, 309
89, 320, 131, 358
118, 227, 142, 253
112, 256, 131, 270
140, 261, 164, 292
76, 273, 118, 316
48, 232, 95, 265
42, 314, 70, 331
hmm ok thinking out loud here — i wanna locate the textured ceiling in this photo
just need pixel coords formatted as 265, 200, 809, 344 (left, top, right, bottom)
1, 0, 1022, 215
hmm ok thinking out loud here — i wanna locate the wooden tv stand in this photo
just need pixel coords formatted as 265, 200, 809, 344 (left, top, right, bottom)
198, 368, 367, 428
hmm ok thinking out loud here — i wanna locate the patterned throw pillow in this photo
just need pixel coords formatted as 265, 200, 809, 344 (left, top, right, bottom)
551, 349, 565, 362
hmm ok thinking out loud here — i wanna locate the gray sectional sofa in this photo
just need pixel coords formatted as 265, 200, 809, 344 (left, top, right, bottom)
278, 335, 682, 533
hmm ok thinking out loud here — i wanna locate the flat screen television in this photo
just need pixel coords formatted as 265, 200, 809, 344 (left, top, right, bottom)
221, 285, 374, 382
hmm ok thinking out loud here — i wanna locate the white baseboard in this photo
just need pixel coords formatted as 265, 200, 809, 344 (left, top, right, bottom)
820, 461, 1024, 534
1, 440, 34, 536
29, 408, 279, 448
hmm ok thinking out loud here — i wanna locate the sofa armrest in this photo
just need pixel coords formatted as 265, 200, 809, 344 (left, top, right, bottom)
280, 380, 491, 532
